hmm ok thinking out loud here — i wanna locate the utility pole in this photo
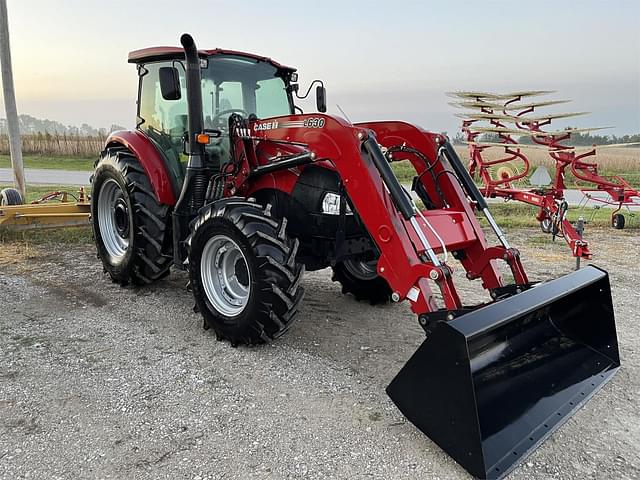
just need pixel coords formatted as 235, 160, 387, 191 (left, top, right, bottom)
0, 0, 25, 199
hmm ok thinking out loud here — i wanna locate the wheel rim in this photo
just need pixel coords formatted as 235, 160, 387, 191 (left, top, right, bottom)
97, 178, 130, 261
201, 235, 251, 316
343, 258, 378, 281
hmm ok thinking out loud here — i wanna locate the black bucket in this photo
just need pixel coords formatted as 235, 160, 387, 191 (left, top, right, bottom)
387, 265, 619, 479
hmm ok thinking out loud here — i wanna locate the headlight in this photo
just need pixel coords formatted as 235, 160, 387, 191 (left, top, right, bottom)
321, 192, 353, 215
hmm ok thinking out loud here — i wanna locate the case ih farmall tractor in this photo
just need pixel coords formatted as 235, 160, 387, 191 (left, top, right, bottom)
91, 35, 620, 479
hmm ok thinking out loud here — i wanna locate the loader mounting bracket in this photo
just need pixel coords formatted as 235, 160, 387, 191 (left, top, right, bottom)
489, 282, 536, 300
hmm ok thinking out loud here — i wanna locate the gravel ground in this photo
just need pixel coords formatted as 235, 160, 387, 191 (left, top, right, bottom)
0, 228, 638, 480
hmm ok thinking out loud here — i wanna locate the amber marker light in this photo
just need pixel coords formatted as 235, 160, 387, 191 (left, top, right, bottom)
196, 133, 210, 144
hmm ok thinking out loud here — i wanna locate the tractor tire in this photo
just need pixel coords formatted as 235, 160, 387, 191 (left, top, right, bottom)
612, 213, 625, 230
540, 218, 553, 234
188, 198, 304, 345
0, 187, 23, 206
332, 258, 392, 305
91, 147, 172, 285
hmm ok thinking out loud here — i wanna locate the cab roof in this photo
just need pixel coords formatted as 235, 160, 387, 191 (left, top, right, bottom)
127, 47, 296, 72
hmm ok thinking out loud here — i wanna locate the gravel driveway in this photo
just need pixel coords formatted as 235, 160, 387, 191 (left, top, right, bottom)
0, 228, 638, 480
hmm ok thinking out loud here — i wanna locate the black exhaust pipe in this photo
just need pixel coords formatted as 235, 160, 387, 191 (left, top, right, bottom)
172, 34, 208, 267
180, 33, 206, 166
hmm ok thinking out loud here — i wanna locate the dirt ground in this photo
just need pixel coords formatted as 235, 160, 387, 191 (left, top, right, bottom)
0, 227, 638, 480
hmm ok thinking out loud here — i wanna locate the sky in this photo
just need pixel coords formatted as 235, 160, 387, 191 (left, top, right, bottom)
2, 0, 639, 135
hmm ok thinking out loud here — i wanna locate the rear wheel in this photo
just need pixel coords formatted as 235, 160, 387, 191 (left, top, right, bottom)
612, 213, 625, 230
188, 198, 304, 345
332, 257, 392, 305
0, 188, 23, 206
91, 147, 172, 285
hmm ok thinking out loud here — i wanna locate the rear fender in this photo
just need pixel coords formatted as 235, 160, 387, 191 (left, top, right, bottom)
105, 130, 178, 205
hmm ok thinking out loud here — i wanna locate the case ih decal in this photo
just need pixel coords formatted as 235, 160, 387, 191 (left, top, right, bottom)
253, 118, 326, 131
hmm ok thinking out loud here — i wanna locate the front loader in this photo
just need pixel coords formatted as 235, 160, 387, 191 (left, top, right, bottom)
91, 34, 620, 479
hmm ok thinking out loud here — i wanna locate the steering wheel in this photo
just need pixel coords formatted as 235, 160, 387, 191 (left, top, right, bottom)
211, 109, 249, 129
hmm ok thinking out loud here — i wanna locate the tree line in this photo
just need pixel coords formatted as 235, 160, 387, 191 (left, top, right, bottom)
0, 114, 124, 136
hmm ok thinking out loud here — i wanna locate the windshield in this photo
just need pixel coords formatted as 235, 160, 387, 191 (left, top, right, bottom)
136, 54, 293, 174
201, 54, 292, 129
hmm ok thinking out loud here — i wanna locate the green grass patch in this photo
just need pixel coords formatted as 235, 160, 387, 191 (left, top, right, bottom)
0, 155, 94, 171
390, 161, 417, 184
480, 202, 638, 229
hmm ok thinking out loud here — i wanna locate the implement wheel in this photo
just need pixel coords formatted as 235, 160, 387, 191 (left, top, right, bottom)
0, 188, 23, 206
612, 213, 625, 230
91, 147, 172, 285
540, 218, 552, 234
188, 198, 304, 345
332, 257, 392, 305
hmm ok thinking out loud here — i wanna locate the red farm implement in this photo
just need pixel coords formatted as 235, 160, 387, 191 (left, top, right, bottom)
450, 90, 639, 261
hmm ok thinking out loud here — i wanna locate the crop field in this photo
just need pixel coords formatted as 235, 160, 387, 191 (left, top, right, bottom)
0, 133, 104, 158
391, 146, 640, 187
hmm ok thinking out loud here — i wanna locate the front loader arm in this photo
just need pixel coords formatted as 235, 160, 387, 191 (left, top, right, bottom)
357, 121, 529, 290
249, 114, 526, 315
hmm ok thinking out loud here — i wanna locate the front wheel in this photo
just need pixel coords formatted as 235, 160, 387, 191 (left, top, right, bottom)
188, 199, 305, 345
332, 257, 392, 305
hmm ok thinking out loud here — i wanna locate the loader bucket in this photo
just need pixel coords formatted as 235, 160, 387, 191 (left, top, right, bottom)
387, 266, 619, 480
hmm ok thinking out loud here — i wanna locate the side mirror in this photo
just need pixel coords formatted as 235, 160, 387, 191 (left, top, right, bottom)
159, 66, 181, 101
316, 85, 327, 113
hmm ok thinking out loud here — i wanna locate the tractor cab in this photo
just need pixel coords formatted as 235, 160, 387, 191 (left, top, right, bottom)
128, 47, 299, 177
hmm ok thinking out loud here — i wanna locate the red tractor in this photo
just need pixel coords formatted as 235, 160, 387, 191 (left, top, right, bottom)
91, 35, 620, 479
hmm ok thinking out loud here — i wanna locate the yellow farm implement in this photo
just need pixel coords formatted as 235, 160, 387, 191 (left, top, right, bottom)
0, 188, 90, 230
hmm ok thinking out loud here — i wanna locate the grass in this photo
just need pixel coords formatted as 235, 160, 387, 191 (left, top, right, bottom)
479, 202, 638, 229
0, 155, 94, 171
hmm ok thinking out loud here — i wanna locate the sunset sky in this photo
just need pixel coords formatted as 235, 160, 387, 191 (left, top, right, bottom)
2, 0, 639, 135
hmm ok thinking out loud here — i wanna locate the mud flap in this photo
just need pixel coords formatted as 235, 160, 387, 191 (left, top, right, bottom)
386, 265, 619, 479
